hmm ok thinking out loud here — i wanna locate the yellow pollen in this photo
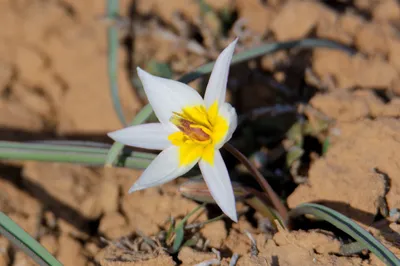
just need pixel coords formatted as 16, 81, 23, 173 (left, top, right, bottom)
168, 101, 228, 166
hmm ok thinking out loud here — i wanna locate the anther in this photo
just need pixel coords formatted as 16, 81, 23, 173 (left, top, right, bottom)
170, 115, 210, 142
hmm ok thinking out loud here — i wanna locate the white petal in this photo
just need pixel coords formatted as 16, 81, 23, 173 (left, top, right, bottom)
215, 102, 238, 149
204, 38, 238, 108
129, 146, 197, 192
199, 150, 237, 222
137, 68, 204, 127
108, 123, 172, 150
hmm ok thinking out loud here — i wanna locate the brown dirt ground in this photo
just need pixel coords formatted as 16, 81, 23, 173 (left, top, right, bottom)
0, 0, 400, 265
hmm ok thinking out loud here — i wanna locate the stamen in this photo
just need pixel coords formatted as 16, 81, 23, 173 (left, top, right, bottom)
170, 114, 211, 142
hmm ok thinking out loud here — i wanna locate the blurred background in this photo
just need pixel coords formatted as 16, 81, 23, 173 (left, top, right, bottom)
0, 0, 399, 265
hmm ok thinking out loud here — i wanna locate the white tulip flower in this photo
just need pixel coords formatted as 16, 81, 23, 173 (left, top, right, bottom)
108, 39, 239, 221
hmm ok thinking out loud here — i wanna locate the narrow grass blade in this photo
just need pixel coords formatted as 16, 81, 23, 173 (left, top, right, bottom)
171, 203, 206, 253
165, 217, 175, 241
322, 137, 330, 155
105, 104, 153, 167
0, 212, 62, 266
290, 203, 400, 266
171, 226, 184, 254
184, 214, 225, 230
175, 203, 206, 232
0, 141, 155, 169
27, 140, 111, 148
0, 141, 108, 154
178, 38, 354, 84
340, 241, 366, 255
107, 0, 126, 126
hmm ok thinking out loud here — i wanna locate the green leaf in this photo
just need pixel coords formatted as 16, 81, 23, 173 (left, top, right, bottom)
286, 122, 304, 147
0, 212, 62, 266
290, 203, 400, 266
0, 141, 155, 169
322, 137, 330, 155
107, 0, 127, 126
171, 203, 206, 253
286, 146, 304, 168
165, 217, 175, 241
171, 226, 185, 253
178, 38, 354, 85
198, 0, 213, 14
146, 60, 173, 78
182, 237, 198, 248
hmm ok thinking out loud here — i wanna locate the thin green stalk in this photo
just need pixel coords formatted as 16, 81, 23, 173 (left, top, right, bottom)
175, 203, 207, 231
340, 241, 365, 255
0, 141, 155, 169
172, 203, 206, 253
0, 212, 62, 266
107, 0, 126, 126
178, 38, 354, 84
290, 203, 400, 266
1, 141, 108, 154
184, 213, 225, 229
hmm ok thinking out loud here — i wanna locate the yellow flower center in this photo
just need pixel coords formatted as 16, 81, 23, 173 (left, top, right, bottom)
168, 101, 228, 166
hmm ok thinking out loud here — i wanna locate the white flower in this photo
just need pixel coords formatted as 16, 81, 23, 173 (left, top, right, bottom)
108, 39, 239, 221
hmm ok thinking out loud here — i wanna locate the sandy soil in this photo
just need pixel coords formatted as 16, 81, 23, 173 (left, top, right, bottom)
0, 0, 399, 265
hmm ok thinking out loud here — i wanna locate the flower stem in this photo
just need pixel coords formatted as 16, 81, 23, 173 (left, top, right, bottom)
224, 143, 288, 223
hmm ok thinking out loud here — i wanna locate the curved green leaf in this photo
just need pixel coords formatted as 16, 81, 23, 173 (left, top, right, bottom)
171, 226, 184, 254
0, 212, 62, 266
290, 203, 400, 266
178, 38, 354, 84
171, 203, 206, 253
0, 141, 155, 169
107, 0, 126, 126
